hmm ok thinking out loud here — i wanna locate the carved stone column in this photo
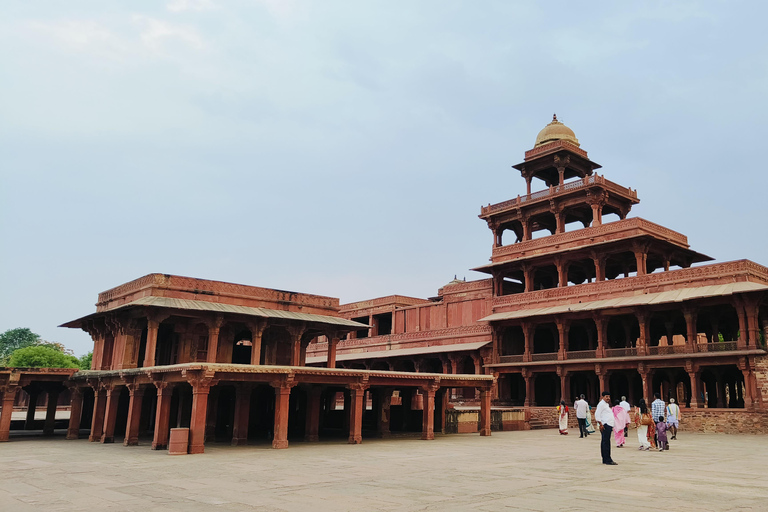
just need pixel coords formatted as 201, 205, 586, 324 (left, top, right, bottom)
522, 322, 533, 362
326, 334, 340, 369
88, 381, 106, 442
522, 368, 534, 407
271, 378, 296, 449
347, 381, 367, 444
66, 387, 83, 440
188, 372, 217, 454
636, 310, 650, 356
100, 384, 121, 443
378, 388, 392, 438
144, 317, 160, 368
686, 360, 702, 408
479, 388, 492, 437
683, 308, 698, 353
151, 380, 173, 450
556, 319, 569, 360
594, 316, 607, 358
248, 321, 267, 366
421, 382, 438, 440
0, 385, 19, 442
231, 383, 252, 446
124, 382, 144, 446
206, 316, 224, 364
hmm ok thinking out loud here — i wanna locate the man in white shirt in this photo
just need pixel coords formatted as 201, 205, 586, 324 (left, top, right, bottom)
594, 391, 617, 465
620, 396, 631, 437
575, 395, 589, 438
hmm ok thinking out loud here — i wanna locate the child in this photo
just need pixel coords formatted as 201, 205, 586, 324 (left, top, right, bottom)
656, 416, 668, 451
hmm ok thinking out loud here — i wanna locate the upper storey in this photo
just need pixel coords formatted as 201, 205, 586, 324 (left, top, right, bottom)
480, 116, 640, 246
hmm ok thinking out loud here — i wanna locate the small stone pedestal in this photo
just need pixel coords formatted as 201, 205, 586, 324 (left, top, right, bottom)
168, 428, 189, 455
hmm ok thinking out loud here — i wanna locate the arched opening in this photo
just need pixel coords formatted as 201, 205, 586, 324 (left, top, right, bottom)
501, 325, 525, 356
567, 320, 595, 352
370, 361, 391, 371
261, 327, 292, 366
101, 334, 115, 370
506, 373, 525, 406
392, 360, 415, 372
533, 323, 557, 354
606, 315, 639, 350
604, 251, 638, 280
533, 265, 558, 290
155, 323, 179, 366
569, 372, 598, 405
419, 358, 443, 373
533, 372, 558, 406
231, 329, 253, 365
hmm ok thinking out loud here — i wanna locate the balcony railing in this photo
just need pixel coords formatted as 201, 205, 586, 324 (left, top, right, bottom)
567, 350, 596, 360
697, 341, 738, 352
499, 354, 525, 363
531, 352, 558, 362
647, 345, 689, 356
604, 347, 637, 357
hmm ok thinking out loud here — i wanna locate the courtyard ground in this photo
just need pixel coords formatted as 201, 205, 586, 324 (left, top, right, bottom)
0, 429, 765, 511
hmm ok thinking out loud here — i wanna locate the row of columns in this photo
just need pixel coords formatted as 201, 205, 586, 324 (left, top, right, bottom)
66, 377, 494, 453
0, 386, 63, 442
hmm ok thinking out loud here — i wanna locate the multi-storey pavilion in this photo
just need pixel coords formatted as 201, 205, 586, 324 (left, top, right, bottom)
309, 116, 768, 419
32, 274, 493, 452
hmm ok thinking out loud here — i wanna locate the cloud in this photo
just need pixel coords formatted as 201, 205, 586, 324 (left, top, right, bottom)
167, 0, 217, 13
132, 15, 206, 52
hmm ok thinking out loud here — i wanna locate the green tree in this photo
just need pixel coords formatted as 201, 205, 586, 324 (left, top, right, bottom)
0, 327, 41, 364
78, 351, 93, 370
7, 345, 79, 369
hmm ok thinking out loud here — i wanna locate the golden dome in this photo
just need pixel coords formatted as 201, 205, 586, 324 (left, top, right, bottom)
534, 114, 580, 147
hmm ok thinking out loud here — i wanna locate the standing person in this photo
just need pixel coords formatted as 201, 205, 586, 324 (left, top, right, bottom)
612, 400, 629, 447
666, 398, 680, 440
595, 391, 617, 465
620, 396, 631, 438
557, 400, 569, 435
575, 394, 589, 438
656, 416, 669, 451
651, 392, 665, 446
634, 399, 651, 450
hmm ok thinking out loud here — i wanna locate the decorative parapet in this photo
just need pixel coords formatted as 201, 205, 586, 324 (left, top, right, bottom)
490, 217, 689, 262
523, 139, 588, 161
97, 274, 339, 312
479, 174, 637, 218
340, 295, 431, 314
307, 324, 493, 356
492, 260, 768, 310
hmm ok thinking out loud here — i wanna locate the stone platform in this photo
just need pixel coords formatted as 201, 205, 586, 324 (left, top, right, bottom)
1, 429, 765, 511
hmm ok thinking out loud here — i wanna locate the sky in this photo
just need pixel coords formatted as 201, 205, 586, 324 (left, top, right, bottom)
1, 1, 767, 357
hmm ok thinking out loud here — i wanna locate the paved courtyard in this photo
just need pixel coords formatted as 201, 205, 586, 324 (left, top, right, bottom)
1, 429, 766, 511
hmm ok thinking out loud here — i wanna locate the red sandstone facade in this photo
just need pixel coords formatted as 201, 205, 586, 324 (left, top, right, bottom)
2, 116, 766, 447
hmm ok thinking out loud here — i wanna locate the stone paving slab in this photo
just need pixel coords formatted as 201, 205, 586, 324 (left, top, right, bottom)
1, 430, 766, 511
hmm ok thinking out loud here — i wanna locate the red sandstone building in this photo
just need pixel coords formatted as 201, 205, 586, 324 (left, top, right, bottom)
1, 116, 766, 447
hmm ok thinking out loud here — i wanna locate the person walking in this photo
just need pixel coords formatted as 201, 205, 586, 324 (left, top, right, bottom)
620, 396, 631, 438
595, 391, 617, 465
634, 398, 651, 451
656, 416, 669, 451
557, 400, 569, 435
575, 394, 589, 438
651, 392, 665, 446
666, 398, 680, 440
612, 399, 629, 447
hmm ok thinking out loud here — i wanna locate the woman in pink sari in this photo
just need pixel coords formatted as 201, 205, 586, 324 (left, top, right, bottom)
612, 400, 629, 447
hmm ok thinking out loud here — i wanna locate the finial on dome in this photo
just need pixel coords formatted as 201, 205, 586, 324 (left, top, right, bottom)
552, 113, 558, 122
534, 114, 580, 147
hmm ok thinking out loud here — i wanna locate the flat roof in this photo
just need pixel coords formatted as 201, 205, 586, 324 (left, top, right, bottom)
306, 341, 491, 364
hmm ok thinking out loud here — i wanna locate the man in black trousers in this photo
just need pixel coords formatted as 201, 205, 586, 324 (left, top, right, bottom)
594, 391, 617, 465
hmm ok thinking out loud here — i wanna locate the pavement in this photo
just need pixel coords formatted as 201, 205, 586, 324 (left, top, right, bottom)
0, 429, 766, 511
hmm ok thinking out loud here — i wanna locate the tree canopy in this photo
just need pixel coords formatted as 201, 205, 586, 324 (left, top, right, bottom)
0, 327, 41, 364
7, 344, 80, 369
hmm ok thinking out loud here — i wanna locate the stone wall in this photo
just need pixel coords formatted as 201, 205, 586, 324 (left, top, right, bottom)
527, 405, 768, 435
753, 355, 768, 406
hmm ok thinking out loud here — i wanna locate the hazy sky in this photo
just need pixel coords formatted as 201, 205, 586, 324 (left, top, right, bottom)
2, 1, 767, 357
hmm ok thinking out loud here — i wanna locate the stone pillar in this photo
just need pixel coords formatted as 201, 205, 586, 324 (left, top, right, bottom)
557, 367, 569, 404
326, 336, 340, 369
590, 202, 602, 227
231, 384, 252, 446
522, 368, 533, 407
66, 387, 83, 440
378, 388, 392, 438
522, 323, 533, 362
43, 389, 60, 436
348, 383, 366, 445
152, 382, 173, 450
248, 321, 266, 366
595, 316, 607, 358
521, 216, 531, 241
740, 368, 754, 409
24, 389, 39, 430
89, 385, 106, 442
596, 365, 607, 394
716, 372, 726, 408
556, 320, 568, 360
207, 317, 223, 364
421, 384, 437, 441
144, 318, 160, 368
305, 386, 323, 442
0, 386, 19, 442
100, 385, 120, 443
744, 299, 761, 348
124, 383, 144, 446
525, 176, 532, 196
735, 301, 748, 349
189, 377, 215, 454
592, 255, 606, 282
479, 389, 492, 436
633, 245, 648, 276
272, 381, 294, 449
687, 361, 702, 408
636, 311, 650, 356
683, 309, 698, 353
